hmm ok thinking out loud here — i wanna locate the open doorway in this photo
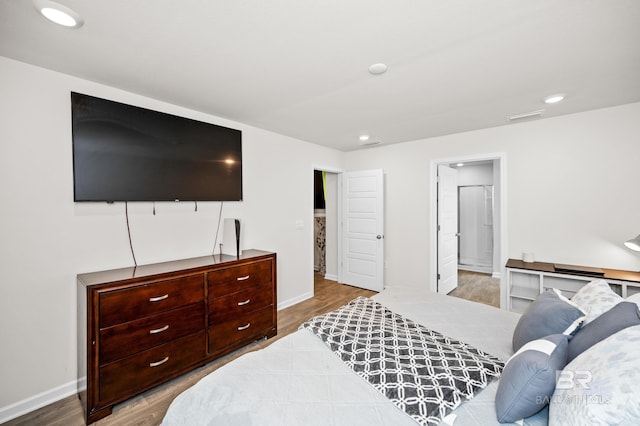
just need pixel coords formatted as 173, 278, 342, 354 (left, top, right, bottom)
313, 169, 339, 282
313, 169, 338, 298
430, 153, 507, 309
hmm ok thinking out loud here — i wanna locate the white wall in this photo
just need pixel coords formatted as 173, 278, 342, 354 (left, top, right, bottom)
344, 102, 640, 288
457, 162, 493, 186
0, 57, 343, 417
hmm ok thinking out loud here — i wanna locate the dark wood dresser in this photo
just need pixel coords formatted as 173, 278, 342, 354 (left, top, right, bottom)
77, 250, 276, 424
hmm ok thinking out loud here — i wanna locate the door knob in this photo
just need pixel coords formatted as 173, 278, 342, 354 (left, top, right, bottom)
376, 235, 383, 239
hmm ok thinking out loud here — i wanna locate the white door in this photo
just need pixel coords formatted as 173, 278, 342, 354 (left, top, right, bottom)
339, 169, 384, 292
437, 165, 458, 294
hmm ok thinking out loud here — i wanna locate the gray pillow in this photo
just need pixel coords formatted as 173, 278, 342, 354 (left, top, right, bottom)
512, 289, 585, 352
567, 301, 640, 362
496, 334, 569, 423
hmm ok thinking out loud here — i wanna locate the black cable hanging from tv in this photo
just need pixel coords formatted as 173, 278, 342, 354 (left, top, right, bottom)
125, 201, 138, 267
212, 201, 224, 256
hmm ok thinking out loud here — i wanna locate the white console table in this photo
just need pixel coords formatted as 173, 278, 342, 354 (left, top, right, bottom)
506, 259, 640, 313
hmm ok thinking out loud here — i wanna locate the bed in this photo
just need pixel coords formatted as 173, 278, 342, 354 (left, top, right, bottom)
161, 282, 640, 426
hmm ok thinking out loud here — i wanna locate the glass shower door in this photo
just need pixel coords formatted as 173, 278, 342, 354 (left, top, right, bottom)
458, 185, 493, 271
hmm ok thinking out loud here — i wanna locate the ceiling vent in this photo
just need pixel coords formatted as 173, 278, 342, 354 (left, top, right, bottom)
360, 140, 382, 147
506, 109, 545, 122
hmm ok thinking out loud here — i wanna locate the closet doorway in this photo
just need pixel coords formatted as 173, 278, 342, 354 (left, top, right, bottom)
314, 169, 339, 282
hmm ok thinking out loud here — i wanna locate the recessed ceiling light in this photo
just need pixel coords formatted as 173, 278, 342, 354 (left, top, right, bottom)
34, 0, 84, 28
544, 93, 565, 104
359, 135, 370, 142
368, 63, 388, 75
456, 163, 464, 167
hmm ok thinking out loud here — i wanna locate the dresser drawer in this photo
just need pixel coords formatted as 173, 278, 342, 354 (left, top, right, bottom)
207, 260, 272, 299
99, 302, 205, 364
208, 282, 273, 325
208, 305, 274, 353
99, 331, 205, 404
100, 274, 204, 327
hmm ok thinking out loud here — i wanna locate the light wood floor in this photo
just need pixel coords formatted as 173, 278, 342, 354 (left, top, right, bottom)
6, 275, 376, 426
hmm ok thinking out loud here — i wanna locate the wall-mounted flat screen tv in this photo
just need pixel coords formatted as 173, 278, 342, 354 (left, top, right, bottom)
71, 92, 242, 202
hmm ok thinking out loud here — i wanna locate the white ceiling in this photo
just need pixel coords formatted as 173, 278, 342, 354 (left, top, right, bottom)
1, 1, 639, 151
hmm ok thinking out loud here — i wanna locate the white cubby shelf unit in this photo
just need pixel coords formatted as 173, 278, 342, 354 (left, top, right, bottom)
505, 259, 640, 314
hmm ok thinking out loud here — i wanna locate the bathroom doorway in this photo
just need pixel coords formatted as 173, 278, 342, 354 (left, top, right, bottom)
430, 153, 507, 308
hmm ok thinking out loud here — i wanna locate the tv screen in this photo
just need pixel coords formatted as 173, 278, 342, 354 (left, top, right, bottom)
71, 92, 242, 202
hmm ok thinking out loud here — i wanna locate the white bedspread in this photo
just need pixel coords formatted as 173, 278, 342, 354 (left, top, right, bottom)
161, 286, 548, 426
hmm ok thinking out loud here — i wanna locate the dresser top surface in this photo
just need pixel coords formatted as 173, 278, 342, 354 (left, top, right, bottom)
506, 258, 640, 284
78, 249, 275, 287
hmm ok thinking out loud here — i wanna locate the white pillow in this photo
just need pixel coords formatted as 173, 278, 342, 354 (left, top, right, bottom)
570, 279, 623, 324
626, 292, 640, 306
548, 325, 640, 425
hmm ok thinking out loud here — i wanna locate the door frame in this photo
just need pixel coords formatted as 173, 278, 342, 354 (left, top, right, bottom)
429, 152, 508, 308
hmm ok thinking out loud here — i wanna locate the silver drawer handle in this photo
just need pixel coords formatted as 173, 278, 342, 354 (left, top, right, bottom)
237, 299, 251, 306
237, 323, 251, 331
149, 324, 169, 334
149, 356, 169, 367
237, 275, 250, 281
149, 294, 169, 302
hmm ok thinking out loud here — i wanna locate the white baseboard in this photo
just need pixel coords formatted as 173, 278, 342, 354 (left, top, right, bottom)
458, 265, 493, 274
277, 291, 313, 311
492, 271, 501, 279
324, 273, 338, 281
0, 379, 78, 424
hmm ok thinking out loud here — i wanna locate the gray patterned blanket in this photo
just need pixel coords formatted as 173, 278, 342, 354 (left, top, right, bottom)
300, 297, 504, 425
